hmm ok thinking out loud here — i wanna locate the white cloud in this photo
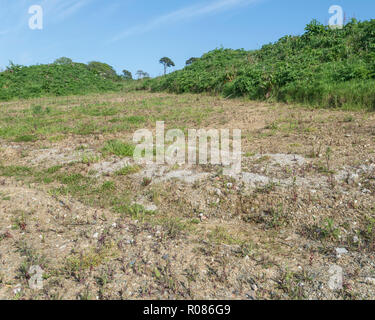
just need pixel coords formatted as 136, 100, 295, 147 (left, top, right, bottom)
40, 0, 92, 22
55, 0, 92, 22
111, 0, 262, 42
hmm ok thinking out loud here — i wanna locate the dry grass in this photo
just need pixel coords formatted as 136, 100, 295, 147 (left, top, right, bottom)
1, 91, 375, 300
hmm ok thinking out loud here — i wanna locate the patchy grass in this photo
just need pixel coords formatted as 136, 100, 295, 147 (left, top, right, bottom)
1, 91, 375, 300
115, 165, 141, 176
102, 140, 135, 157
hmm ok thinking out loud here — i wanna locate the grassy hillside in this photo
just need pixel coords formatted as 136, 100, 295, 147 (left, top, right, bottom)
0, 62, 122, 101
144, 19, 375, 109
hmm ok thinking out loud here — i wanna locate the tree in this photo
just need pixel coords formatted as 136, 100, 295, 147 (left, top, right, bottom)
186, 57, 198, 65
54, 57, 73, 65
136, 70, 143, 79
136, 70, 149, 79
87, 61, 119, 80
159, 57, 175, 75
122, 69, 133, 80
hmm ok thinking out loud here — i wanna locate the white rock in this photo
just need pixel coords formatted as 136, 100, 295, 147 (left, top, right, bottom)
365, 277, 375, 285
145, 204, 158, 211
93, 232, 99, 239
13, 284, 22, 295
328, 265, 343, 290
336, 248, 348, 257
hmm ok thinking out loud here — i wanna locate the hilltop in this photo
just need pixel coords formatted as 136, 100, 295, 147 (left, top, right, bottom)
0, 61, 122, 101
144, 19, 375, 109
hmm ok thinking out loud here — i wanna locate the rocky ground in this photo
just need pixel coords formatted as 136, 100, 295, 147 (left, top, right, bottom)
1, 92, 375, 300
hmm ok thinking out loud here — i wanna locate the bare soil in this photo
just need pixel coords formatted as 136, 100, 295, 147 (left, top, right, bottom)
1, 92, 375, 300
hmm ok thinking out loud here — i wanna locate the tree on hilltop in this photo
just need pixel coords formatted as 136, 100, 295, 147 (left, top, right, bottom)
159, 57, 175, 75
122, 69, 133, 80
186, 57, 198, 65
136, 70, 149, 79
54, 57, 73, 65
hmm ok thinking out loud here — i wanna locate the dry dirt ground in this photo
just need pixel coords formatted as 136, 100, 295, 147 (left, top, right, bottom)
1, 92, 375, 300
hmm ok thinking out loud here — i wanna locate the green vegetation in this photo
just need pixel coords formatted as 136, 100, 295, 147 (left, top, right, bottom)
3, 19, 372, 110
0, 94, 214, 142
102, 139, 135, 157
115, 165, 141, 176
186, 57, 199, 66
145, 19, 375, 109
0, 60, 122, 101
122, 69, 133, 80
87, 61, 119, 80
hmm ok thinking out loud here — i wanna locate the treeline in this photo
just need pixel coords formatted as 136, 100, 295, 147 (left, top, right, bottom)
143, 19, 375, 109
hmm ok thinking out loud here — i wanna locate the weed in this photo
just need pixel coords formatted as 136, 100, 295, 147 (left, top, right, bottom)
278, 269, 312, 299
14, 135, 38, 143
115, 165, 141, 176
102, 140, 135, 157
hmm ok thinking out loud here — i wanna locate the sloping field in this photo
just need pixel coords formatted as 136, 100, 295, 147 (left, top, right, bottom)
1, 92, 375, 299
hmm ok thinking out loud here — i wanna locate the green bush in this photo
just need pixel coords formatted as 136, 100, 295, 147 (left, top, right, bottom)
144, 19, 375, 109
0, 61, 122, 101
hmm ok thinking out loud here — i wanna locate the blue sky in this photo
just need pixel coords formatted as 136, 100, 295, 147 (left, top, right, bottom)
0, 0, 374, 77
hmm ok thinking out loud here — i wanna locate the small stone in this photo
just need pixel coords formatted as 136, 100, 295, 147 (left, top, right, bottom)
226, 183, 233, 189
336, 248, 348, 257
13, 284, 22, 295
93, 232, 99, 239
348, 173, 359, 185
245, 291, 256, 300
365, 277, 375, 285
353, 236, 359, 243
199, 213, 207, 222
215, 188, 222, 197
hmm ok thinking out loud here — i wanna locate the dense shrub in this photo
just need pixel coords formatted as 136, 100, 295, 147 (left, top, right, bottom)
0, 61, 122, 101
144, 19, 375, 109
